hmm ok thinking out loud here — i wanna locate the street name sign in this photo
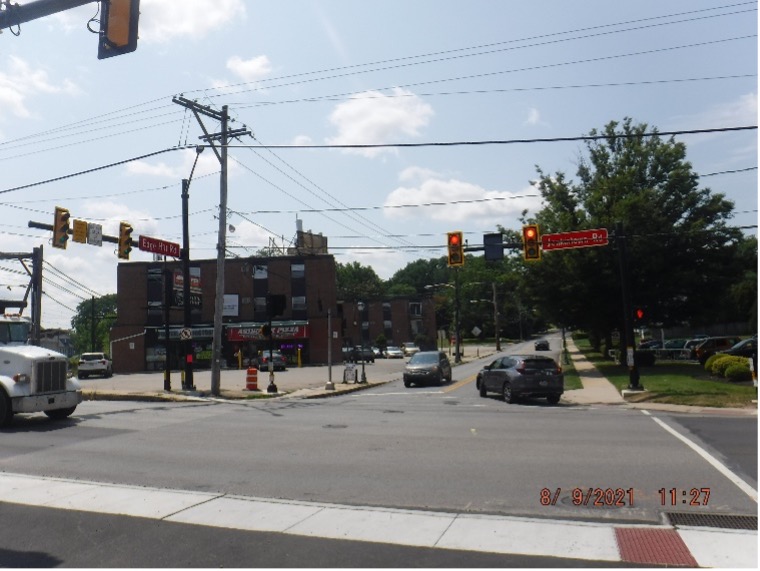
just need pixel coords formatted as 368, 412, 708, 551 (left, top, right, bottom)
541, 228, 609, 251
138, 235, 181, 258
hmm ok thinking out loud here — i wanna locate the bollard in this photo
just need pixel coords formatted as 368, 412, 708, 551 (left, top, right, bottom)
245, 367, 259, 390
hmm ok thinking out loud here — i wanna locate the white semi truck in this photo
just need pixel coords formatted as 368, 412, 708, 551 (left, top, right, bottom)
0, 314, 82, 427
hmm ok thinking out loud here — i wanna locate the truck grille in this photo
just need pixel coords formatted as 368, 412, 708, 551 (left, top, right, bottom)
34, 360, 68, 393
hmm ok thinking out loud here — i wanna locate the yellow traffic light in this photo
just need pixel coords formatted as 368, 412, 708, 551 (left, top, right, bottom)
98, 0, 140, 59
118, 221, 133, 260
522, 224, 541, 261
52, 207, 70, 249
447, 231, 464, 267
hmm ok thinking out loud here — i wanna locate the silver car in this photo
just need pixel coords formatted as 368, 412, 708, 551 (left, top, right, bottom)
477, 355, 563, 404
403, 351, 452, 387
78, 352, 113, 379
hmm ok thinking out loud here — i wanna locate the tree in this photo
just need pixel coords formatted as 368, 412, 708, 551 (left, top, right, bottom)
70, 294, 118, 355
527, 118, 745, 351
336, 261, 384, 301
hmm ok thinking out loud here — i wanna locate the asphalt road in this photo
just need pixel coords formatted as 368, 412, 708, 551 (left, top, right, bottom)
1, 338, 756, 566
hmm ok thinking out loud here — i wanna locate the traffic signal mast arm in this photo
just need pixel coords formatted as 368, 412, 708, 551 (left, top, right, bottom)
28, 220, 119, 243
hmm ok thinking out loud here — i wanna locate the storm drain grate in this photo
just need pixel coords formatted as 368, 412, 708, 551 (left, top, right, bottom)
665, 512, 757, 530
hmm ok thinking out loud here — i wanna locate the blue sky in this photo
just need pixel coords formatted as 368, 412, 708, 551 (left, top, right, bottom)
1, 0, 757, 329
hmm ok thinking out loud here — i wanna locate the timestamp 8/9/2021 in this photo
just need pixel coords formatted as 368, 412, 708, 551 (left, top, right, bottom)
540, 487, 712, 507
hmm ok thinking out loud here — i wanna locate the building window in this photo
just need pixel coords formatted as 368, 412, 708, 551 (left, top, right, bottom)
291, 263, 305, 279
254, 297, 267, 313
253, 265, 268, 279
291, 296, 307, 311
409, 302, 422, 317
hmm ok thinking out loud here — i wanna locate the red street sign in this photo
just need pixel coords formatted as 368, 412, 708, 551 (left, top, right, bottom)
138, 235, 181, 258
541, 228, 609, 251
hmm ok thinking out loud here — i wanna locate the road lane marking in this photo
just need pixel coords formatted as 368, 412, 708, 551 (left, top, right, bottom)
641, 410, 758, 502
443, 374, 477, 393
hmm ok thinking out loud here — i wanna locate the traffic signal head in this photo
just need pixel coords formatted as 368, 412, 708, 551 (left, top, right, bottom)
635, 308, 644, 320
118, 221, 133, 260
522, 224, 541, 261
98, 0, 140, 59
53, 207, 71, 249
447, 231, 464, 267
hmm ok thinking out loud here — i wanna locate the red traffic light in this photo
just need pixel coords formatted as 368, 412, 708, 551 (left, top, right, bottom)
522, 224, 541, 261
447, 231, 464, 267
635, 308, 644, 320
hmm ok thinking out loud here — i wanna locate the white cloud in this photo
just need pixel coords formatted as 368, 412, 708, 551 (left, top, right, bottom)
326, 88, 434, 158
0, 57, 79, 120
126, 148, 221, 179
524, 107, 546, 126
384, 171, 541, 224
139, 0, 246, 44
226, 55, 272, 82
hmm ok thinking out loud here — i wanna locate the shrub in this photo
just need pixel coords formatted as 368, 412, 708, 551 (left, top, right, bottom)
711, 355, 745, 377
703, 353, 723, 372
724, 363, 752, 383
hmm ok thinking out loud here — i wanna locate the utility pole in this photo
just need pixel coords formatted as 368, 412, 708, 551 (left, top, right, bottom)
615, 222, 642, 391
492, 282, 501, 352
454, 269, 461, 363
172, 96, 250, 396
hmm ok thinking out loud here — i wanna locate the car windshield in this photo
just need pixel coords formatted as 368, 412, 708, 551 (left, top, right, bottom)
409, 353, 438, 365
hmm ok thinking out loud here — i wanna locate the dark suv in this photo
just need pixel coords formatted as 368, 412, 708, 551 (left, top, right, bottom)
694, 336, 742, 365
477, 355, 563, 404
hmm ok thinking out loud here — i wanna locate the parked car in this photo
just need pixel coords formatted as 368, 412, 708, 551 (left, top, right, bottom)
534, 339, 550, 351
259, 350, 288, 371
684, 338, 706, 360
402, 342, 420, 357
695, 336, 742, 365
403, 351, 452, 387
346, 346, 375, 363
476, 355, 563, 404
718, 337, 757, 359
372, 346, 385, 359
77, 352, 113, 379
638, 340, 662, 350
385, 345, 404, 359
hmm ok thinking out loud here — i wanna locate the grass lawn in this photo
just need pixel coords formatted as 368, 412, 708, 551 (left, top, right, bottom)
573, 336, 758, 408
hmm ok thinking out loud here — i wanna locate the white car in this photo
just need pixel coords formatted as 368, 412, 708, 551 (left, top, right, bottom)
402, 342, 420, 357
385, 346, 404, 359
78, 352, 113, 379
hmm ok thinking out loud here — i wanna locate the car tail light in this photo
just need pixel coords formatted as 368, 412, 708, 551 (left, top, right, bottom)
556, 365, 563, 374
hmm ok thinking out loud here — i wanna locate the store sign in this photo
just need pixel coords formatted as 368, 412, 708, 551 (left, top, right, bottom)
227, 324, 310, 342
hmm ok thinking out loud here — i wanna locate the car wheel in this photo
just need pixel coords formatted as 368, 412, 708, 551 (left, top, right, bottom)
0, 390, 13, 427
479, 379, 487, 398
546, 394, 560, 405
45, 407, 76, 420
502, 382, 516, 404
403, 379, 411, 388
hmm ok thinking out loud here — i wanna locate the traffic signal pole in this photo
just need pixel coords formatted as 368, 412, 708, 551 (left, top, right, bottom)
0, 0, 90, 30
615, 222, 642, 390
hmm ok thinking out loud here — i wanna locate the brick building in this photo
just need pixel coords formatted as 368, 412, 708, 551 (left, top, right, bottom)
109, 254, 436, 373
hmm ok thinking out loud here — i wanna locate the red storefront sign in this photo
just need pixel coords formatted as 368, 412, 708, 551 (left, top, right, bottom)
227, 324, 310, 342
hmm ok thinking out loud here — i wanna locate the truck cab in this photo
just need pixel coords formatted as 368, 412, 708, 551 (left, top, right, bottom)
0, 314, 82, 427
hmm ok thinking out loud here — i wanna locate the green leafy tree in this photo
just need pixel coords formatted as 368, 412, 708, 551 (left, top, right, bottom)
527, 118, 744, 351
70, 294, 118, 355
336, 261, 384, 301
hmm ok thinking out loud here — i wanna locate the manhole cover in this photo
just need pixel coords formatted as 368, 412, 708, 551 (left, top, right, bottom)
665, 512, 757, 530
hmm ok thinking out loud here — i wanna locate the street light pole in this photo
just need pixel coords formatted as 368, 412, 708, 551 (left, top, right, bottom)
454, 269, 461, 363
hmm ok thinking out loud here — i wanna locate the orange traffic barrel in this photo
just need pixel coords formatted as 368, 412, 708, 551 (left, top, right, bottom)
246, 367, 259, 390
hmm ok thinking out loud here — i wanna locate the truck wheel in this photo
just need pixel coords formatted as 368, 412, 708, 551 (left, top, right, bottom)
45, 407, 76, 421
546, 394, 561, 405
0, 391, 13, 427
